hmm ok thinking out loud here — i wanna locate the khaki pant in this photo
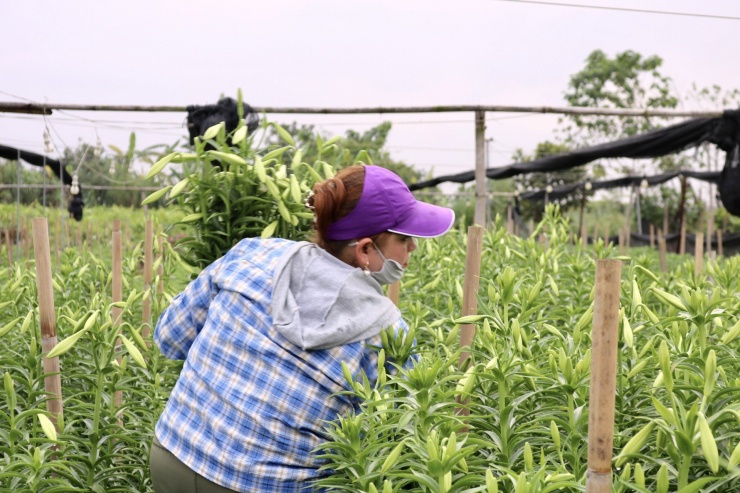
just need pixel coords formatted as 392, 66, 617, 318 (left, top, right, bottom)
150, 437, 239, 493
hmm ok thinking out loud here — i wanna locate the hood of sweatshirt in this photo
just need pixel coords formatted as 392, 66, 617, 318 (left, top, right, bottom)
270, 241, 401, 350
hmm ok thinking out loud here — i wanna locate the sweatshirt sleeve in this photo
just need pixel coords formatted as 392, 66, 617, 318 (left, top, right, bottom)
154, 259, 220, 360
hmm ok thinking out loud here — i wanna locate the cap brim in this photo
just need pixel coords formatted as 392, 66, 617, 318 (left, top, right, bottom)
387, 201, 455, 238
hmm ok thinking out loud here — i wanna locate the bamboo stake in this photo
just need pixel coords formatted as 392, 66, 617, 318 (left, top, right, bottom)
142, 220, 153, 342
706, 206, 714, 255
157, 235, 165, 296
112, 221, 123, 417
23, 227, 30, 261
649, 224, 655, 249
474, 111, 487, 226
387, 281, 400, 307
679, 218, 686, 255
32, 218, 64, 430
458, 225, 484, 366
718, 229, 723, 257
506, 204, 513, 234
695, 232, 704, 276
4, 227, 11, 266
585, 259, 622, 493
618, 229, 624, 255
581, 221, 588, 246
662, 206, 669, 237
658, 233, 668, 274
457, 225, 484, 421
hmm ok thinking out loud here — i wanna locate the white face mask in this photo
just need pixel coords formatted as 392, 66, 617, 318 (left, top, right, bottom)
370, 242, 405, 285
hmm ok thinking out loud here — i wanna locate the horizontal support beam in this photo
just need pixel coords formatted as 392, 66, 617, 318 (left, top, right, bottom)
0, 101, 725, 118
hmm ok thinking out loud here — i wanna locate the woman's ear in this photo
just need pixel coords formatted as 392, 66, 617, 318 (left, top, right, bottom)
352, 238, 374, 264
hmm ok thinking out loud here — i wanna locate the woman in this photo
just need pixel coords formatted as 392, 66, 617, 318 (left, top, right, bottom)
149, 164, 455, 492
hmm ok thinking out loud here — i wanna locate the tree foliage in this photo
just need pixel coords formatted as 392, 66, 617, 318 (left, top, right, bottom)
560, 49, 678, 145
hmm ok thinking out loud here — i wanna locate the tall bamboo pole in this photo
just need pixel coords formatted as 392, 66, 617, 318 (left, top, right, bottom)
474, 111, 487, 226
457, 226, 484, 420
679, 218, 686, 255
649, 224, 655, 249
695, 232, 704, 276
718, 229, 724, 257
32, 218, 64, 429
4, 227, 11, 266
585, 259, 622, 493
458, 226, 484, 365
112, 221, 123, 416
658, 233, 668, 274
706, 202, 714, 256
663, 206, 669, 237
142, 220, 153, 341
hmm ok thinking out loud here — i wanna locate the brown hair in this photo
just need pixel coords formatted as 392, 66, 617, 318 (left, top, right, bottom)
307, 165, 372, 260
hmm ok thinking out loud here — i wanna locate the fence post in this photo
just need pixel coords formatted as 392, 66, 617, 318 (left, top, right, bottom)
585, 259, 622, 493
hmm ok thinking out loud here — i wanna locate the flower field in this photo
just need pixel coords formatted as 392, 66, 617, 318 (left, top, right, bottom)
1, 207, 739, 492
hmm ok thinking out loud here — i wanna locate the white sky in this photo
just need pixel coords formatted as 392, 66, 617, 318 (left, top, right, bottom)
1, 0, 739, 193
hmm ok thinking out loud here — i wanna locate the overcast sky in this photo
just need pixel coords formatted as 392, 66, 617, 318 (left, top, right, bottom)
2, 0, 739, 191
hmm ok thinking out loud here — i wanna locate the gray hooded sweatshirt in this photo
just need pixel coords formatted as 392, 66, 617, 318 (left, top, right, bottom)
270, 241, 402, 350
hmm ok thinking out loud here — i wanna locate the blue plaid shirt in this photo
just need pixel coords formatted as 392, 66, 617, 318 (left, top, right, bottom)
154, 238, 407, 492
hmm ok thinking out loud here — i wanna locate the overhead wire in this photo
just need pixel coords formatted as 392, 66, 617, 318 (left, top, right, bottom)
490, 0, 740, 22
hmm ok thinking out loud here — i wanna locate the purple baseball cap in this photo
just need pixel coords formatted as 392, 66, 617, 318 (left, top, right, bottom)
325, 165, 455, 241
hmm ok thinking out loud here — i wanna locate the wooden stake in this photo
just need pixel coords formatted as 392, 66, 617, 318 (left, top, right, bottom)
581, 221, 588, 246
458, 225, 484, 367
662, 206, 669, 237
679, 218, 686, 255
585, 259, 622, 493
387, 281, 400, 307
4, 227, 11, 266
32, 218, 64, 429
706, 206, 714, 255
718, 229, 723, 257
695, 232, 704, 276
142, 220, 153, 342
457, 225, 484, 420
506, 204, 513, 234
112, 221, 123, 416
474, 111, 487, 226
649, 224, 655, 249
658, 234, 668, 274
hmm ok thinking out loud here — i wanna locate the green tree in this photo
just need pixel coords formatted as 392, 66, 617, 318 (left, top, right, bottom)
560, 49, 678, 146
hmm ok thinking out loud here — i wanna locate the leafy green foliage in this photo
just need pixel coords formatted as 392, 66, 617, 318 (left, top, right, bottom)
316, 205, 740, 492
